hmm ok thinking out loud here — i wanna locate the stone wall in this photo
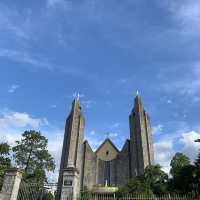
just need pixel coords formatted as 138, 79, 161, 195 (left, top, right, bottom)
81, 139, 131, 189
81, 141, 97, 190
115, 140, 131, 186
0, 169, 22, 200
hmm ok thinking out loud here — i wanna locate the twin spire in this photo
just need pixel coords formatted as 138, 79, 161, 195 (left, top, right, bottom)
72, 91, 142, 105
71, 91, 144, 117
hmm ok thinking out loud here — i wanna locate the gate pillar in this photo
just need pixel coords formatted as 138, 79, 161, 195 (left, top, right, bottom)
61, 168, 79, 200
0, 168, 23, 200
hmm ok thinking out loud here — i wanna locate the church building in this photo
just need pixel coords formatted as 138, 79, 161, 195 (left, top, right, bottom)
56, 95, 154, 200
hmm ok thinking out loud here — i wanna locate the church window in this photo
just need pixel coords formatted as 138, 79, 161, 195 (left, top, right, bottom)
106, 150, 109, 155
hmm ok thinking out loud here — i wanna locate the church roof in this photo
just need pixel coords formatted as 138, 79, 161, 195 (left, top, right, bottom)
95, 138, 120, 154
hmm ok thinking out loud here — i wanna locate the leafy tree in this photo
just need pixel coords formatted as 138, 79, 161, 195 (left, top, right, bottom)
170, 152, 190, 177
0, 142, 11, 189
194, 139, 200, 192
171, 164, 197, 194
144, 165, 169, 195
195, 139, 200, 166
195, 152, 200, 167
117, 176, 153, 196
12, 130, 55, 183
169, 152, 200, 194
42, 191, 54, 200
195, 139, 200, 143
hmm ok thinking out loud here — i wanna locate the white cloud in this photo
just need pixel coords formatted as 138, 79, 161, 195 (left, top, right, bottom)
0, 131, 21, 147
178, 131, 200, 162
154, 129, 200, 174
0, 110, 49, 148
152, 124, 163, 135
0, 109, 62, 182
8, 84, 20, 93
154, 140, 174, 173
46, 129, 63, 182
161, 1, 200, 34
0, 110, 48, 129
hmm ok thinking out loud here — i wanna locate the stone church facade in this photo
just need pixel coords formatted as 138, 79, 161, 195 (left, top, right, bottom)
56, 95, 154, 200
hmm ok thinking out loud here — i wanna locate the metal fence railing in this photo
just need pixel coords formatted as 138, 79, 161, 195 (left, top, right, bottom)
78, 193, 200, 200
17, 181, 56, 200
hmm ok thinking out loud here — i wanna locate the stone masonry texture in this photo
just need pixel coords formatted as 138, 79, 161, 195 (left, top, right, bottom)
57, 95, 154, 199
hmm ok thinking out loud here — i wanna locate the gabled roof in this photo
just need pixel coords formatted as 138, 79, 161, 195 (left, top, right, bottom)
83, 140, 94, 153
95, 138, 120, 154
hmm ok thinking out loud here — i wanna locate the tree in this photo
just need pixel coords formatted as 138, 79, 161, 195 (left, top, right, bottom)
194, 139, 200, 192
144, 165, 169, 195
117, 176, 153, 196
12, 130, 55, 183
195, 139, 200, 143
0, 142, 11, 189
195, 139, 200, 166
171, 164, 197, 194
195, 152, 200, 167
170, 152, 190, 177
169, 152, 200, 194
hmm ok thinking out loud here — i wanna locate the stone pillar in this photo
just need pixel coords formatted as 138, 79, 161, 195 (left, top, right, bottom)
0, 168, 23, 200
61, 168, 79, 200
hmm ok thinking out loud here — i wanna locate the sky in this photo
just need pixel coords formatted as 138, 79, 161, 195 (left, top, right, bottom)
0, 0, 200, 181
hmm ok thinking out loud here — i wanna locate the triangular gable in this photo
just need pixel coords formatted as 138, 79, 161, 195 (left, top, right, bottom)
95, 138, 119, 161
95, 138, 119, 154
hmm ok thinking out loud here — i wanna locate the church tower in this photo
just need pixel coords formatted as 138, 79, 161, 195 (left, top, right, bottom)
56, 97, 85, 200
129, 95, 154, 176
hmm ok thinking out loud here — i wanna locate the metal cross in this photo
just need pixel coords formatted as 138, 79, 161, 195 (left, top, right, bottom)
73, 92, 81, 100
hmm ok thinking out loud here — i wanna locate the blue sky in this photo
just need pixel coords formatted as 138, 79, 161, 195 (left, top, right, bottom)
0, 0, 200, 180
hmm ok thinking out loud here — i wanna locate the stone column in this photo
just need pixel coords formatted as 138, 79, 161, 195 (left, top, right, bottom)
0, 168, 23, 200
61, 168, 79, 200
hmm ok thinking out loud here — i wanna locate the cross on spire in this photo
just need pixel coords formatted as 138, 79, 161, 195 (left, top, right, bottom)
73, 92, 83, 100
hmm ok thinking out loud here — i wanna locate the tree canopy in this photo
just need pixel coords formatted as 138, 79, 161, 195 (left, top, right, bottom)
0, 142, 11, 189
12, 130, 55, 183
170, 152, 190, 177
144, 164, 168, 195
118, 176, 153, 196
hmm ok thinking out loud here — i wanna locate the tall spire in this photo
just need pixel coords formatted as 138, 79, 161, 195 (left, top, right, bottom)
72, 96, 80, 109
132, 94, 144, 113
129, 94, 154, 176
56, 98, 85, 200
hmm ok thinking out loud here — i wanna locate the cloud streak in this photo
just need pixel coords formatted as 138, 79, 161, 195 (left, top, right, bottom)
8, 84, 20, 93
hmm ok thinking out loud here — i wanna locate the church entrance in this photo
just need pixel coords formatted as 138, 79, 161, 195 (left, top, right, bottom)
104, 161, 111, 186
